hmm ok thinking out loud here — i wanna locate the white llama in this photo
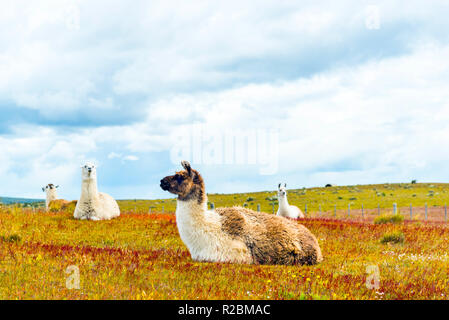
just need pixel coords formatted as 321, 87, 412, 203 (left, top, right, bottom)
73, 162, 120, 221
160, 161, 322, 265
276, 183, 305, 219
42, 184, 59, 211
42, 184, 76, 212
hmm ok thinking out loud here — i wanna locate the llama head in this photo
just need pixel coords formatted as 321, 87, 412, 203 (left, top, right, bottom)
42, 184, 59, 193
160, 160, 205, 203
277, 183, 287, 198
81, 162, 97, 180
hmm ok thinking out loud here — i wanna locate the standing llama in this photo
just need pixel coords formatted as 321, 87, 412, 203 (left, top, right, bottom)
42, 184, 77, 212
73, 162, 120, 221
276, 183, 305, 219
160, 161, 322, 265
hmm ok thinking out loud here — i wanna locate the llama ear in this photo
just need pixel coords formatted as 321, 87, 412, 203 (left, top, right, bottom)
42, 187, 45, 192
181, 160, 192, 176
284, 183, 287, 188
278, 183, 281, 190
55, 185, 59, 189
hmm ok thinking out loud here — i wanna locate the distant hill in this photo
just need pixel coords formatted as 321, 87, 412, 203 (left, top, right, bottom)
0, 197, 44, 205
117, 182, 449, 214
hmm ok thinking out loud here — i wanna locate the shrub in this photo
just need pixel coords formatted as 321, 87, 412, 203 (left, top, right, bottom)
0, 234, 21, 243
380, 231, 405, 244
411, 180, 417, 184
374, 214, 404, 225
246, 197, 254, 202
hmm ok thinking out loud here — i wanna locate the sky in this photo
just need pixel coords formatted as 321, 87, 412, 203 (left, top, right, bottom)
1, 0, 449, 200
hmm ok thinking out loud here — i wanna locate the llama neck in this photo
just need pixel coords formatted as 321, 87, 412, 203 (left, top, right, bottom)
46, 190, 58, 209
279, 196, 289, 208
80, 178, 99, 200
175, 195, 209, 227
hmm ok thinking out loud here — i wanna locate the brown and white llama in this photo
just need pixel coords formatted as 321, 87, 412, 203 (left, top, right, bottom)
160, 161, 323, 265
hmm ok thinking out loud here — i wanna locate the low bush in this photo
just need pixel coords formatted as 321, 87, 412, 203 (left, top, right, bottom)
374, 214, 404, 225
380, 231, 405, 244
0, 234, 21, 243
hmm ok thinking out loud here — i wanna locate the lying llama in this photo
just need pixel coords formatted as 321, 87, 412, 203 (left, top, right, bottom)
276, 183, 305, 219
73, 162, 120, 221
160, 161, 322, 265
42, 184, 77, 212
42, 184, 58, 211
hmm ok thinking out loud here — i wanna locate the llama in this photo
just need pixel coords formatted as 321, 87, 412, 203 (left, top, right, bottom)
276, 183, 305, 219
160, 161, 322, 265
42, 184, 77, 212
42, 184, 59, 211
73, 162, 120, 221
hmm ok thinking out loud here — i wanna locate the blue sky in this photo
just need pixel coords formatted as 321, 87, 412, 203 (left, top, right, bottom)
1, 0, 449, 200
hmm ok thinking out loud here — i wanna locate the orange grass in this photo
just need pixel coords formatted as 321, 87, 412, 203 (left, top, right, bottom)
1, 207, 449, 300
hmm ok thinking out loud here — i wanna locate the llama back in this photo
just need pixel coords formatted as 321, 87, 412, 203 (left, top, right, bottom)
216, 206, 322, 265
98, 192, 120, 219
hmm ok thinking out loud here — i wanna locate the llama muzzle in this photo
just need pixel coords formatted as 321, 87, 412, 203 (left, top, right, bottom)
160, 178, 170, 191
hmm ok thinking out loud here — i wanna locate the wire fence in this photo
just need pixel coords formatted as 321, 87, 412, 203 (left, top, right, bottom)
204, 202, 449, 223
5, 201, 448, 223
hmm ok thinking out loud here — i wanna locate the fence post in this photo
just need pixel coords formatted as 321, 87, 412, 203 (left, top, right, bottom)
162, 206, 164, 213
425, 203, 427, 221
149, 207, 151, 214
378, 204, 380, 215
305, 204, 308, 216
410, 204, 412, 220
272, 203, 275, 214
348, 203, 350, 217
334, 204, 337, 218
210, 203, 215, 210
362, 204, 364, 218
319, 204, 322, 216
445, 204, 447, 222
393, 203, 397, 215
257, 204, 261, 212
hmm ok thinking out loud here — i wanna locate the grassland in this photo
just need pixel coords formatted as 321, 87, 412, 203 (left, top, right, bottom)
118, 182, 449, 219
1, 183, 449, 300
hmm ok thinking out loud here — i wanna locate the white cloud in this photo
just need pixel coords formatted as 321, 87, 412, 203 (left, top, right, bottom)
140, 42, 449, 188
3, 41, 449, 197
0, 125, 97, 198
123, 155, 139, 161
107, 152, 139, 161
2, 1, 449, 198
